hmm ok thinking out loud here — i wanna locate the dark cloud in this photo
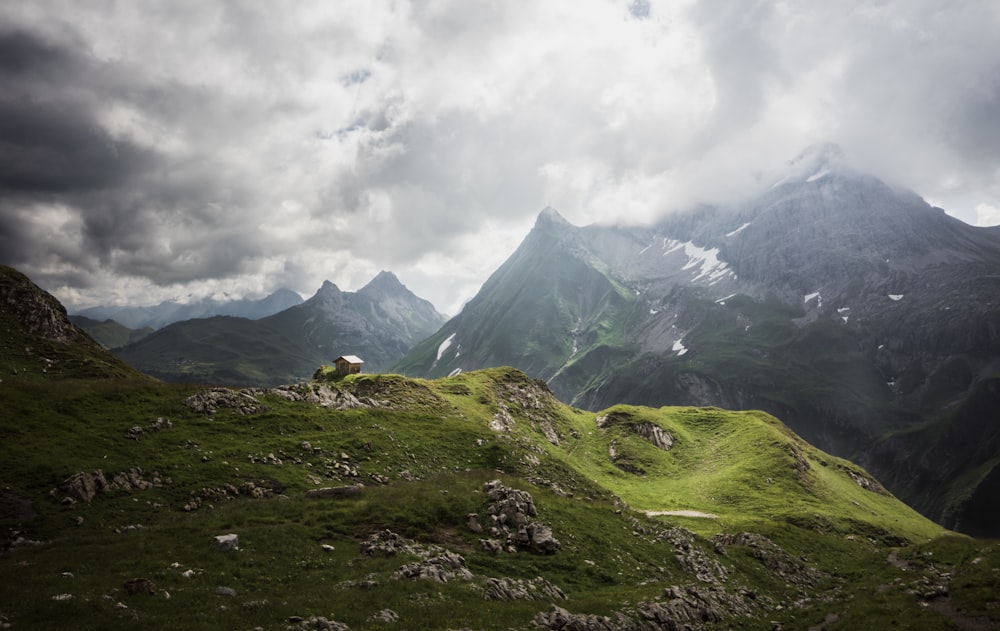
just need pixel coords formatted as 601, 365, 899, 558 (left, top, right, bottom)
0, 1, 997, 313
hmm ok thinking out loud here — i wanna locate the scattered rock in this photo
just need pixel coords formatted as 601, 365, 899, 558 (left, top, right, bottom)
56, 468, 165, 503
183, 480, 275, 511
532, 605, 633, 630
483, 576, 566, 601
215, 586, 237, 597
360, 530, 409, 557
185, 388, 267, 415
711, 532, 823, 586
286, 615, 350, 630
124, 417, 172, 441
480, 480, 560, 554
394, 550, 473, 583
368, 609, 399, 623
214, 533, 239, 551
467, 513, 483, 533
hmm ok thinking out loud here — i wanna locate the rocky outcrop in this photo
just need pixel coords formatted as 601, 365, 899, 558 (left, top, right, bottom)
360, 529, 472, 583
532, 583, 770, 630
711, 532, 823, 586
393, 550, 473, 583
634, 422, 674, 451
182, 480, 275, 512
478, 480, 561, 554
483, 576, 566, 601
55, 468, 165, 503
185, 388, 268, 415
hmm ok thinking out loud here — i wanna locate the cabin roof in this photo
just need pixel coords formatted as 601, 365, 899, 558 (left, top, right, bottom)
334, 355, 364, 364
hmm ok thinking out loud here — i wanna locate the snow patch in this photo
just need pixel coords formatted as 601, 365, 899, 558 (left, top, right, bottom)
888, 294, 904, 301
447, 368, 462, 377
806, 168, 831, 183
649, 308, 660, 315
638, 244, 652, 255
716, 293, 737, 304
679, 242, 732, 283
672, 339, 688, 356
436, 333, 457, 361
804, 291, 822, 308
725, 222, 751, 237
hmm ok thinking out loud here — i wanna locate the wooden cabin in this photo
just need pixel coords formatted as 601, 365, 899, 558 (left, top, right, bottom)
333, 355, 364, 375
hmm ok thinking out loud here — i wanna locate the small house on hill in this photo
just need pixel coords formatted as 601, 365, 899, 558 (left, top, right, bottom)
334, 355, 364, 375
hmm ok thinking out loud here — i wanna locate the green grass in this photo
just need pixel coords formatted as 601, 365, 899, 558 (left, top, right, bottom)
2, 366, 997, 630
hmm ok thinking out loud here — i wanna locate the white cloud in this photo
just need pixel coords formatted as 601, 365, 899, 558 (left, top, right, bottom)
1, 0, 999, 313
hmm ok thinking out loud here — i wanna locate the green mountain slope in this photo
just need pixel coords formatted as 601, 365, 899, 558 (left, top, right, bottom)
3, 365, 998, 630
69, 315, 154, 349
394, 208, 637, 387
392, 155, 1000, 537
1, 265, 145, 381
114, 315, 321, 386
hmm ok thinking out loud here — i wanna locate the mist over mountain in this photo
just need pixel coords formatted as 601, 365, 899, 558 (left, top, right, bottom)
72, 288, 305, 330
395, 145, 1000, 536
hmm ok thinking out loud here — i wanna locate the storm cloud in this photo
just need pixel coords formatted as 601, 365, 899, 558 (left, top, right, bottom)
0, 1, 998, 314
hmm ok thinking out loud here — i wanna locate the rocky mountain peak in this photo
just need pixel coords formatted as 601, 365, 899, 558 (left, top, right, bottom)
772, 141, 851, 188
535, 206, 572, 228
314, 280, 342, 297
359, 270, 407, 296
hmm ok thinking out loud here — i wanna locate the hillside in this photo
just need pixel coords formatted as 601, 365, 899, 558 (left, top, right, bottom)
68, 315, 154, 350
0, 265, 146, 381
4, 362, 999, 630
393, 146, 1000, 537
4, 266, 999, 629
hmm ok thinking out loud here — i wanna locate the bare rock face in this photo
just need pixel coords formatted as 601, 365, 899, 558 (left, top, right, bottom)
0, 267, 82, 345
634, 422, 674, 451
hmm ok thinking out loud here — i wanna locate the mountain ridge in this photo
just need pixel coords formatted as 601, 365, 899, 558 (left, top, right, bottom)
113, 271, 447, 386
2, 262, 999, 629
394, 149, 1000, 536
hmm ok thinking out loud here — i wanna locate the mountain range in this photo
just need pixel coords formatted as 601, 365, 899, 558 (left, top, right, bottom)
71, 288, 305, 331
108, 271, 446, 386
2, 262, 999, 629
394, 144, 1000, 537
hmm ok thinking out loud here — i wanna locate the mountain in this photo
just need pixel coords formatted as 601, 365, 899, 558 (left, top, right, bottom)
113, 271, 447, 386
0, 265, 146, 381
3, 263, 999, 629
72, 288, 304, 330
68, 315, 154, 349
394, 145, 1000, 536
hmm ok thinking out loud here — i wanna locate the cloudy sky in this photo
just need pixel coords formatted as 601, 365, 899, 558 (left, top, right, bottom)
2, 1, 999, 315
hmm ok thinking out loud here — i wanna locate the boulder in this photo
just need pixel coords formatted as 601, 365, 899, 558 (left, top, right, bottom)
214, 534, 239, 551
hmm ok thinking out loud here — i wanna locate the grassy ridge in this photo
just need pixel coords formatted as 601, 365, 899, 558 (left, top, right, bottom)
1, 367, 996, 630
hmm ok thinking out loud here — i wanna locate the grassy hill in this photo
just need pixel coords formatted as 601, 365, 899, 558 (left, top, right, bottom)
3, 364, 998, 630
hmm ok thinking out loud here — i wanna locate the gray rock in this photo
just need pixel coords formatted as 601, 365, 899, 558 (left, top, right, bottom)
214, 534, 239, 551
